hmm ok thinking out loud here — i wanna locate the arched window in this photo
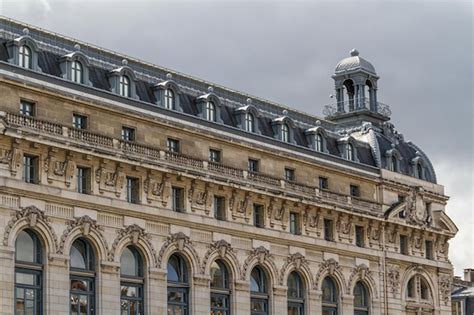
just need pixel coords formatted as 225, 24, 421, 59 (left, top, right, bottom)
120, 246, 144, 315
206, 101, 217, 122
245, 112, 255, 133
210, 260, 231, 315
70, 238, 95, 315
287, 271, 305, 315
347, 143, 354, 161
316, 133, 324, 152
167, 254, 189, 315
19, 45, 32, 69
416, 163, 423, 179
71, 60, 83, 84
250, 266, 269, 315
15, 230, 42, 315
322, 277, 338, 315
390, 155, 398, 172
406, 275, 432, 302
165, 89, 175, 110
354, 282, 369, 315
281, 123, 290, 143
119, 75, 131, 97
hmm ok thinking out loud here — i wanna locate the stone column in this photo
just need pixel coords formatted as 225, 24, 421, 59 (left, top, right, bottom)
46, 254, 69, 315
307, 289, 321, 315
234, 280, 250, 314
341, 294, 354, 314
148, 268, 167, 315
336, 88, 344, 112
273, 285, 287, 315
354, 85, 359, 109
192, 274, 210, 315
0, 247, 15, 315
99, 261, 121, 315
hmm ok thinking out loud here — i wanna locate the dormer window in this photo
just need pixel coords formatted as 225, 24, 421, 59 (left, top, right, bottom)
282, 123, 290, 143
244, 112, 255, 132
316, 133, 324, 152
416, 163, 423, 179
19, 45, 31, 69
206, 101, 217, 122
390, 155, 398, 172
71, 60, 83, 84
119, 75, 130, 97
164, 88, 175, 110
347, 143, 354, 161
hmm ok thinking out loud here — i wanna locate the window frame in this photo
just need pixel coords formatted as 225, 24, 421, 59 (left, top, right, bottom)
323, 219, 334, 241
355, 225, 365, 248
72, 113, 88, 130
71, 60, 84, 84
164, 88, 175, 110
209, 149, 222, 164
76, 166, 91, 194
172, 186, 185, 213
119, 75, 131, 97
20, 100, 36, 117
167, 138, 180, 153
248, 159, 260, 173
121, 126, 136, 142
284, 168, 295, 182
214, 196, 226, 221
253, 204, 265, 228
126, 176, 140, 204
289, 212, 301, 235
23, 154, 39, 184
19, 44, 32, 69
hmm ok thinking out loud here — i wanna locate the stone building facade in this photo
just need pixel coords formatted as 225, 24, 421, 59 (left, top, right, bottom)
0, 17, 458, 315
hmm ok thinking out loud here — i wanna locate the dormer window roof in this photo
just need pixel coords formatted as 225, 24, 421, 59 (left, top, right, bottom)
107, 60, 138, 99
272, 111, 294, 144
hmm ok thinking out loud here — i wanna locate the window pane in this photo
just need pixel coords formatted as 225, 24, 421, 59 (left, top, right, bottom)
15, 231, 36, 263
121, 247, 140, 277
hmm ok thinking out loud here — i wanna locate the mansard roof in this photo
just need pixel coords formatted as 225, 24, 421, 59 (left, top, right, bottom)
0, 17, 436, 183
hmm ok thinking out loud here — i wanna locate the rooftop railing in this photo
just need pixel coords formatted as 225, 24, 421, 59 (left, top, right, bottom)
3, 111, 382, 212
323, 97, 391, 118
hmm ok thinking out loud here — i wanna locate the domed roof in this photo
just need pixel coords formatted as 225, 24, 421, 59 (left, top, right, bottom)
335, 49, 377, 75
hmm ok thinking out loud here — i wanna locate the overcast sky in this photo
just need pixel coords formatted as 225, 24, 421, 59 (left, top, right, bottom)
1, 0, 472, 276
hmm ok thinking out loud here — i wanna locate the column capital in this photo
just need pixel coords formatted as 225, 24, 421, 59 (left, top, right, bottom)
149, 268, 167, 280
193, 274, 210, 286
100, 260, 120, 274
234, 280, 250, 291
273, 285, 288, 297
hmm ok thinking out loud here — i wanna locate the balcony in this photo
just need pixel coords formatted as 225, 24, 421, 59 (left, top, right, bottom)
2, 111, 382, 213
323, 97, 391, 118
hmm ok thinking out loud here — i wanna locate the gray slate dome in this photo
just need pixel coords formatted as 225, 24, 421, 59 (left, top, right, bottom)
335, 49, 377, 75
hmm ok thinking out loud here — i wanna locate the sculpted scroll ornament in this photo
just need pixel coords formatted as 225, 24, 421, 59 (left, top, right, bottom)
278, 253, 314, 288
315, 259, 341, 287
157, 232, 200, 269
337, 214, 354, 241
57, 215, 106, 254
347, 264, 377, 297
302, 207, 319, 235
96, 164, 125, 197
200, 240, 240, 275
108, 224, 158, 268
3, 205, 58, 249
438, 274, 452, 305
44, 152, 76, 187
144, 173, 170, 206
386, 264, 400, 297
241, 246, 277, 281
0, 146, 22, 176
230, 190, 252, 221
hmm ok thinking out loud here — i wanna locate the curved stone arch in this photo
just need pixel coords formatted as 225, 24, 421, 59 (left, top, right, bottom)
62, 51, 91, 67
58, 215, 109, 262
200, 240, 241, 280
400, 264, 439, 306
3, 206, 58, 254
314, 259, 347, 293
157, 232, 201, 275
108, 224, 158, 269
278, 252, 315, 290
7, 35, 42, 71
346, 264, 378, 299
241, 246, 279, 285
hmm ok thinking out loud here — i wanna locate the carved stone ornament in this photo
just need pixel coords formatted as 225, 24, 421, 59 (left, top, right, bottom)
108, 224, 158, 268
241, 246, 277, 281
3, 205, 58, 249
278, 253, 313, 287
0, 145, 22, 176
314, 258, 341, 288
347, 264, 377, 297
44, 151, 76, 187
96, 164, 125, 197
57, 215, 106, 254
438, 274, 452, 305
144, 172, 169, 205
386, 264, 400, 297
157, 232, 200, 269
406, 187, 431, 227
200, 240, 240, 275
302, 206, 319, 234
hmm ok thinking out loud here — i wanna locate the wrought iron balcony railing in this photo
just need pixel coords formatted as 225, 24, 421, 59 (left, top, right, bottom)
323, 97, 391, 118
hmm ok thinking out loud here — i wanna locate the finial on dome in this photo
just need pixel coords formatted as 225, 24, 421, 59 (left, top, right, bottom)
315, 120, 321, 126
282, 109, 288, 116
23, 28, 29, 35
350, 49, 359, 57
208, 86, 214, 93
166, 73, 173, 80
74, 44, 81, 51
122, 59, 128, 66
246, 98, 252, 105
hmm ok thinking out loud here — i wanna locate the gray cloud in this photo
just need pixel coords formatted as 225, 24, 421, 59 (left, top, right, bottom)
2, 0, 472, 274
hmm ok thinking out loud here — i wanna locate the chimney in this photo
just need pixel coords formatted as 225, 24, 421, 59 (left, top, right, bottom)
464, 268, 474, 283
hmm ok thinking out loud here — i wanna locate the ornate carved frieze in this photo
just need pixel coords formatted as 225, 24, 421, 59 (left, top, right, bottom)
314, 258, 341, 287
230, 190, 252, 222
57, 215, 106, 254
188, 180, 212, 214
144, 171, 170, 206
336, 214, 354, 242
386, 263, 400, 297
96, 162, 125, 197
268, 198, 289, 229
44, 150, 75, 187
157, 232, 200, 269
438, 274, 452, 305
0, 143, 22, 176
200, 240, 240, 275
368, 221, 383, 249
3, 205, 58, 249
347, 264, 377, 297
302, 206, 319, 235
241, 246, 277, 281
435, 235, 449, 262
278, 252, 314, 288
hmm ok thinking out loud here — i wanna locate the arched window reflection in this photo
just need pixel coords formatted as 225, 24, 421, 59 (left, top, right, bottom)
354, 282, 369, 315
250, 266, 269, 315
316, 133, 324, 152
15, 230, 42, 315
70, 238, 95, 315
281, 123, 290, 143
120, 246, 144, 315
288, 271, 305, 315
322, 277, 338, 315
390, 155, 398, 172
210, 260, 231, 315
347, 143, 354, 161
71, 60, 83, 84
165, 88, 175, 110
167, 254, 189, 315
245, 112, 255, 133
19, 45, 32, 69
119, 75, 131, 97
206, 101, 217, 122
